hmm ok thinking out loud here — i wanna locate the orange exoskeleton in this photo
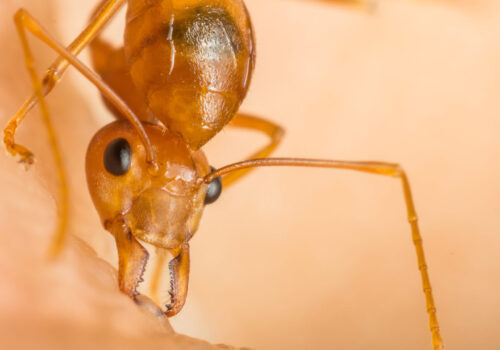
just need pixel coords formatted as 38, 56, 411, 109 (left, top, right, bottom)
4, 0, 444, 348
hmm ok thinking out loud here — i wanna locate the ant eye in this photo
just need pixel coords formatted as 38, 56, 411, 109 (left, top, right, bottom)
103, 138, 132, 176
205, 167, 222, 205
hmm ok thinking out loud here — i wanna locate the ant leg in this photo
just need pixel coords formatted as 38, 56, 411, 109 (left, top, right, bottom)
206, 159, 444, 350
10, 9, 71, 256
109, 219, 149, 298
165, 244, 190, 317
10, 8, 156, 256
4, 0, 126, 165
11, 9, 154, 165
149, 248, 169, 305
11, 7, 154, 256
223, 114, 284, 188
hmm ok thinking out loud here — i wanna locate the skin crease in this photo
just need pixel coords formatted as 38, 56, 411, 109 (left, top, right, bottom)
1, 0, 500, 350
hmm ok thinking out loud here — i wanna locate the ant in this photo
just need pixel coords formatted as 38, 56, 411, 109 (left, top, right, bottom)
3, 0, 443, 349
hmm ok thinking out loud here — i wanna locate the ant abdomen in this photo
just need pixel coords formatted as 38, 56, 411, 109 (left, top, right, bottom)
124, 0, 256, 150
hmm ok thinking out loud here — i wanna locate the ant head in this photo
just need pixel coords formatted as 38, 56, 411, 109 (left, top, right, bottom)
86, 120, 210, 248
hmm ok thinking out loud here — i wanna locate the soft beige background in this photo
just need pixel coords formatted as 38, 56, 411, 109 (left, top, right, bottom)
1, 0, 500, 349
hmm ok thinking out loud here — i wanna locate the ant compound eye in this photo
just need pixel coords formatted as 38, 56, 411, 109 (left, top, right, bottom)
103, 138, 132, 176
205, 167, 222, 205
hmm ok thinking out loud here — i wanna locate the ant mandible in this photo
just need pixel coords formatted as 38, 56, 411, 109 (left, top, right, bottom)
3, 0, 443, 349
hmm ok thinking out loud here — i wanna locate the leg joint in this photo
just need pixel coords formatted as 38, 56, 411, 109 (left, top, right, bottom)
14, 8, 27, 22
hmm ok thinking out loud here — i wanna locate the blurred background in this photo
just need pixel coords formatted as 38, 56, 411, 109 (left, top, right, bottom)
1, 0, 500, 349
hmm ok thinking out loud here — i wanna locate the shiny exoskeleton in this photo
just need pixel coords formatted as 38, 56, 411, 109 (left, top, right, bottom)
87, 0, 255, 316
124, 1, 255, 149
5, 0, 444, 348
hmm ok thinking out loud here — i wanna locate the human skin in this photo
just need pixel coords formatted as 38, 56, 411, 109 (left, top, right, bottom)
1, 1, 500, 350
0, 1, 235, 349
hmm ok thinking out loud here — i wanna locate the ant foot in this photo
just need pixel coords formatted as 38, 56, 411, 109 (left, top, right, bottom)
4, 131, 35, 169
17, 150, 35, 169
